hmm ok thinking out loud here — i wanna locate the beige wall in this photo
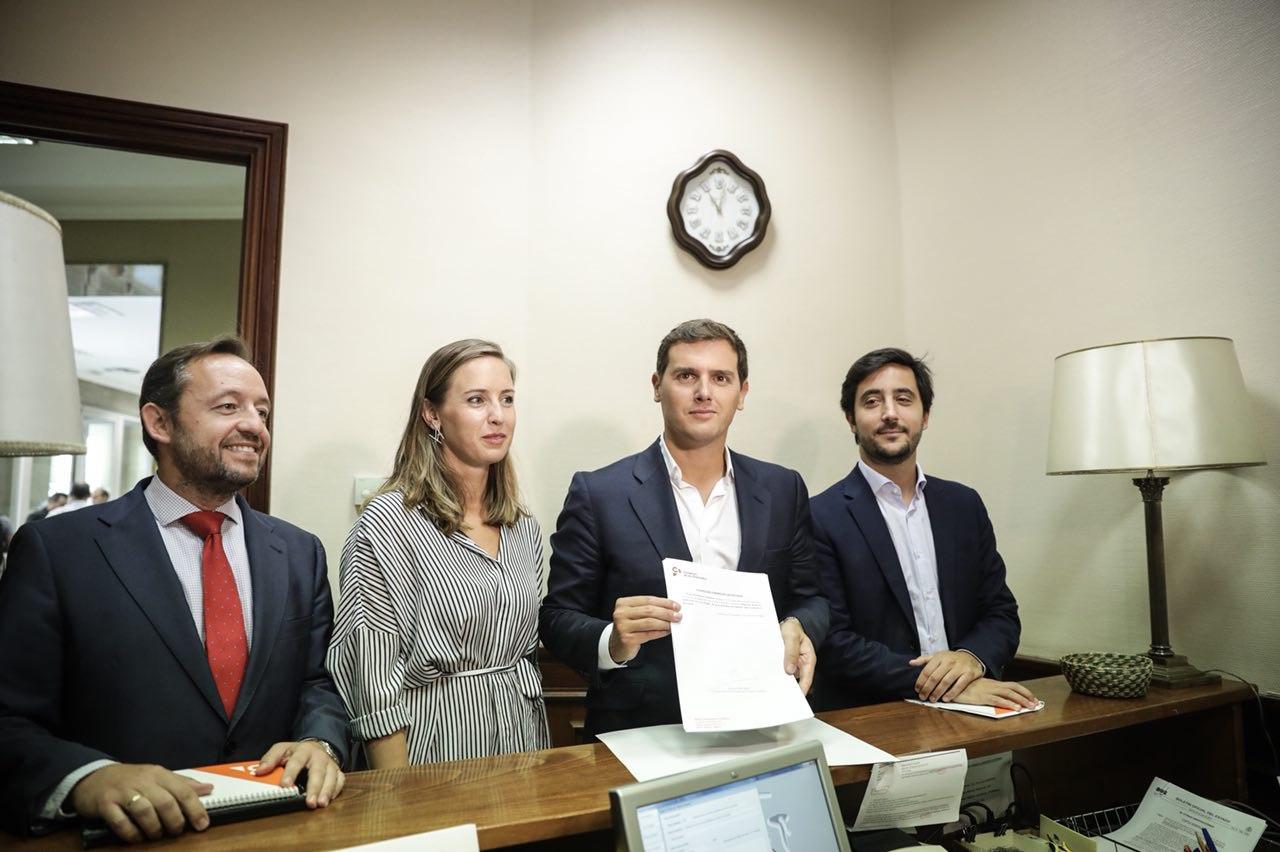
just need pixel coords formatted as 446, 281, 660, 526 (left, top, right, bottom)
61, 219, 242, 352
891, 0, 1280, 690
0, 0, 900, 588
2, 0, 1275, 691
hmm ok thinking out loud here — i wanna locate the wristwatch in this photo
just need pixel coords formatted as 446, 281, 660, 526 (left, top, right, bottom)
301, 737, 341, 768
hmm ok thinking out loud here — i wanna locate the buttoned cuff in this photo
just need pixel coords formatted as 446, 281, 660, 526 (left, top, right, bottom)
41, 759, 117, 821
597, 624, 628, 670
956, 648, 987, 676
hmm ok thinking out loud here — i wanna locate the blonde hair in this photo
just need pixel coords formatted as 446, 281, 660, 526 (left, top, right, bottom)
375, 339, 526, 535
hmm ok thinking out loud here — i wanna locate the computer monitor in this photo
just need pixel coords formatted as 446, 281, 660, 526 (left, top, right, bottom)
610, 739, 852, 852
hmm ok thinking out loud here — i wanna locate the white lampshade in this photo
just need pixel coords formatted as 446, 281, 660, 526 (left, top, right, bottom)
0, 190, 85, 456
1047, 337, 1265, 475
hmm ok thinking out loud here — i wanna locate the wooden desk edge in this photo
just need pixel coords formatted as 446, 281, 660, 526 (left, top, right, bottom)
6, 676, 1252, 850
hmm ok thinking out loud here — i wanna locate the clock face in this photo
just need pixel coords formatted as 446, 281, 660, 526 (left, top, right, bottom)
667, 150, 771, 270
678, 163, 761, 259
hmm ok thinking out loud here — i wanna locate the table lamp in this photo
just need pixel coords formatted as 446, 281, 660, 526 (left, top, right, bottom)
0, 190, 85, 457
1046, 337, 1265, 688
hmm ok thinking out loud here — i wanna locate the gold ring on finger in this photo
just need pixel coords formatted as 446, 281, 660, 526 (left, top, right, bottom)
127, 793, 145, 807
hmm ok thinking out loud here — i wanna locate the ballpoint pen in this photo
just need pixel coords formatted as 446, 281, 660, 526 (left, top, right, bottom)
1202, 827, 1220, 852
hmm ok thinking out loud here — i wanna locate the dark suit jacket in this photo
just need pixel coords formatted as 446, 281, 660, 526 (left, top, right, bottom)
0, 479, 349, 836
539, 441, 829, 736
809, 467, 1020, 710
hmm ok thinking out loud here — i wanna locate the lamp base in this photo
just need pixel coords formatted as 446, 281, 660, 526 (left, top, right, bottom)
1147, 653, 1220, 688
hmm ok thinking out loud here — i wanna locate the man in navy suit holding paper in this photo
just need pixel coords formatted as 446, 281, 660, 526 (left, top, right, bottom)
810, 348, 1038, 711
0, 337, 348, 842
540, 319, 829, 737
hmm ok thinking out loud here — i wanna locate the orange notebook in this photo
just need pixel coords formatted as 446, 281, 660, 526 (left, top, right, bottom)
176, 760, 304, 805
81, 761, 305, 847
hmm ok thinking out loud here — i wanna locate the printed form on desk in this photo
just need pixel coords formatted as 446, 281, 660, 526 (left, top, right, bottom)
853, 749, 969, 830
1090, 778, 1266, 852
664, 557, 813, 732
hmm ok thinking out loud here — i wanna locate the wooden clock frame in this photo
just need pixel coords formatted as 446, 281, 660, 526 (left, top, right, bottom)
666, 149, 772, 270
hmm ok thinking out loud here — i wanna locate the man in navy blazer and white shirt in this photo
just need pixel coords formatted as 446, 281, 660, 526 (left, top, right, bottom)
810, 348, 1038, 711
0, 337, 347, 842
540, 319, 829, 737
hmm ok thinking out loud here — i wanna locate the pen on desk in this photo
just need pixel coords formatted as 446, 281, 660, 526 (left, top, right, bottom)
1196, 832, 1210, 852
1184, 844, 1194, 852
1202, 828, 1219, 852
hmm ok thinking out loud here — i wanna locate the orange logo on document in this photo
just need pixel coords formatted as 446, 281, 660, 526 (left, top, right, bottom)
194, 761, 288, 785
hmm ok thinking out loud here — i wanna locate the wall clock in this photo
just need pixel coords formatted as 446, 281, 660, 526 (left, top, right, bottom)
666, 149, 771, 270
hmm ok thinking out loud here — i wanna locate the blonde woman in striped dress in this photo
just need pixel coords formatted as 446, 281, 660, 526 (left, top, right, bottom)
327, 340, 550, 766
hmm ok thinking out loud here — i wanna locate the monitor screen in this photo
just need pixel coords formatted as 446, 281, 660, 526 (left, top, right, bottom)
633, 757, 842, 852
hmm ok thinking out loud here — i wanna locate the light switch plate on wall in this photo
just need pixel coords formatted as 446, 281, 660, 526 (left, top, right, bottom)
352, 476, 384, 508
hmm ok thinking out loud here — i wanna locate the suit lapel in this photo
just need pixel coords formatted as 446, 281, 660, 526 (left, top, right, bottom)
95, 485, 226, 721
732, 453, 770, 575
231, 499, 287, 731
629, 441, 692, 562
922, 481, 958, 635
843, 469, 915, 628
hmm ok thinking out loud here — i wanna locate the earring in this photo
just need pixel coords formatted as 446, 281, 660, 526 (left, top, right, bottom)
429, 424, 443, 445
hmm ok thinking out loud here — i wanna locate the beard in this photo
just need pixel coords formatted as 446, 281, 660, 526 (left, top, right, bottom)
856, 425, 921, 465
170, 427, 262, 495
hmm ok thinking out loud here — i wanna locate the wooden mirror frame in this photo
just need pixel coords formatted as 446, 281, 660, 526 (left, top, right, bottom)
0, 80, 285, 511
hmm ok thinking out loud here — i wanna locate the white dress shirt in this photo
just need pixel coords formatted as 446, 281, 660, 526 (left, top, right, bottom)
857, 460, 949, 656
596, 437, 740, 669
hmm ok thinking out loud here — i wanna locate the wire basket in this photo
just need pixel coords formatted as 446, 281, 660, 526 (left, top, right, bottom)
1056, 803, 1139, 837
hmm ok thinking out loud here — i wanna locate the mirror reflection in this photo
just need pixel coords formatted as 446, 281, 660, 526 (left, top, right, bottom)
0, 138, 245, 536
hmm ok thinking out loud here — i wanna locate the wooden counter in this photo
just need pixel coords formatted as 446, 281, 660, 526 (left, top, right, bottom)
10, 676, 1249, 850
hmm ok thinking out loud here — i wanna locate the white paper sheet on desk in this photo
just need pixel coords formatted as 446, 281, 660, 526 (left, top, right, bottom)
905, 698, 1045, 718
337, 823, 479, 851
598, 718, 897, 782
664, 557, 813, 732
1098, 777, 1266, 852
853, 749, 968, 830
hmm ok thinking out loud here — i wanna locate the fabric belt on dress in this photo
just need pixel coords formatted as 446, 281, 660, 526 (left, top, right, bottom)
439, 661, 518, 678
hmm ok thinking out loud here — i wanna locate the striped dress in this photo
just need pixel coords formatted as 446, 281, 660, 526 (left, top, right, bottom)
327, 491, 551, 763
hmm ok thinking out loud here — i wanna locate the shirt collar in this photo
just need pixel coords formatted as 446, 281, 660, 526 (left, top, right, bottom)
857, 459, 927, 499
658, 434, 735, 486
144, 475, 243, 527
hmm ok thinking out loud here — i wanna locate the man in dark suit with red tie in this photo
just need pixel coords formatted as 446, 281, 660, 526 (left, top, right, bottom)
0, 337, 348, 842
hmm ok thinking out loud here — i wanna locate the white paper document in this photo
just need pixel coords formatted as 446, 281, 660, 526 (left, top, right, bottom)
1098, 778, 1266, 852
598, 718, 897, 782
945, 752, 1015, 833
664, 557, 813, 732
853, 749, 968, 830
338, 823, 479, 851
906, 699, 1046, 718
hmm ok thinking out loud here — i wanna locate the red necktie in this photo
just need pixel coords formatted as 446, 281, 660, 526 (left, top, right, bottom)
181, 511, 247, 717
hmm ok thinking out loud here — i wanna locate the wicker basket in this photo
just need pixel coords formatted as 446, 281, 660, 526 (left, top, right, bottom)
1060, 652, 1153, 698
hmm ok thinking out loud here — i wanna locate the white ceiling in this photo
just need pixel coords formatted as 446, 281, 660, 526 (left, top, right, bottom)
69, 296, 162, 393
0, 139, 245, 221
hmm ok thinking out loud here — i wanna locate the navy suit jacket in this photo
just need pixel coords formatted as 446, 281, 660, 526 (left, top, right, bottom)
809, 467, 1020, 710
0, 479, 349, 836
539, 441, 829, 737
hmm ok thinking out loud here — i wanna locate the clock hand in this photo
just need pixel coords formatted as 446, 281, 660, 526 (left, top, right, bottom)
708, 191, 722, 215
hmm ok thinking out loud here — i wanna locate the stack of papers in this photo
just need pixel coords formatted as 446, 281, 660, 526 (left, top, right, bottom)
906, 699, 1045, 718
599, 718, 896, 782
